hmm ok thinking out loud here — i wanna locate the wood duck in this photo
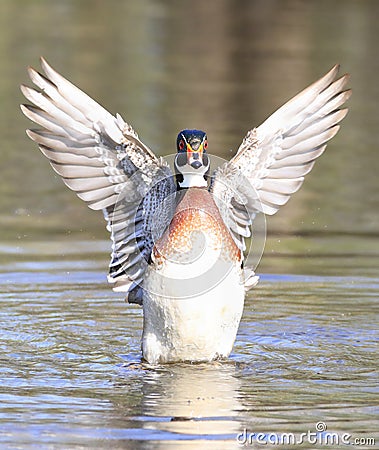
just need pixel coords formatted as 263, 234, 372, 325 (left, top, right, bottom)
21, 59, 350, 364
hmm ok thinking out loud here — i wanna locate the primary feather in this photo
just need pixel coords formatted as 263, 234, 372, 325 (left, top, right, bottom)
21, 58, 176, 300
210, 64, 351, 248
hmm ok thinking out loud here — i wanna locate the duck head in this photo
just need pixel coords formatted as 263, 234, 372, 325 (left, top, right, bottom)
174, 129, 210, 189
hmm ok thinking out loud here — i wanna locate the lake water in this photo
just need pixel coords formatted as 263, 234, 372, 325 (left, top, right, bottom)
1, 0, 378, 448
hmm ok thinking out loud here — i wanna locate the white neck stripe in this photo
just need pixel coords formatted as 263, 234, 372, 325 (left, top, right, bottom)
178, 173, 207, 188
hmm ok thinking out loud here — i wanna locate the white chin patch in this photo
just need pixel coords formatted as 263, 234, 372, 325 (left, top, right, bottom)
178, 166, 208, 188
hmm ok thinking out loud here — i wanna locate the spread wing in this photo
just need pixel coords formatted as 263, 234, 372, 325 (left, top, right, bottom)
21, 57, 176, 300
210, 64, 351, 252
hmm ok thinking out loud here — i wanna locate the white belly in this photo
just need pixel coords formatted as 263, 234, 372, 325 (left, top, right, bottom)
140, 187, 246, 364
142, 246, 245, 364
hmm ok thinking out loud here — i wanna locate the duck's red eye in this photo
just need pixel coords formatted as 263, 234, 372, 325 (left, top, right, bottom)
204, 140, 208, 150
179, 140, 185, 151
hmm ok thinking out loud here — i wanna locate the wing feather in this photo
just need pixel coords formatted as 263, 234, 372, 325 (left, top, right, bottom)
210, 65, 350, 289
25, 129, 100, 155
21, 58, 176, 301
